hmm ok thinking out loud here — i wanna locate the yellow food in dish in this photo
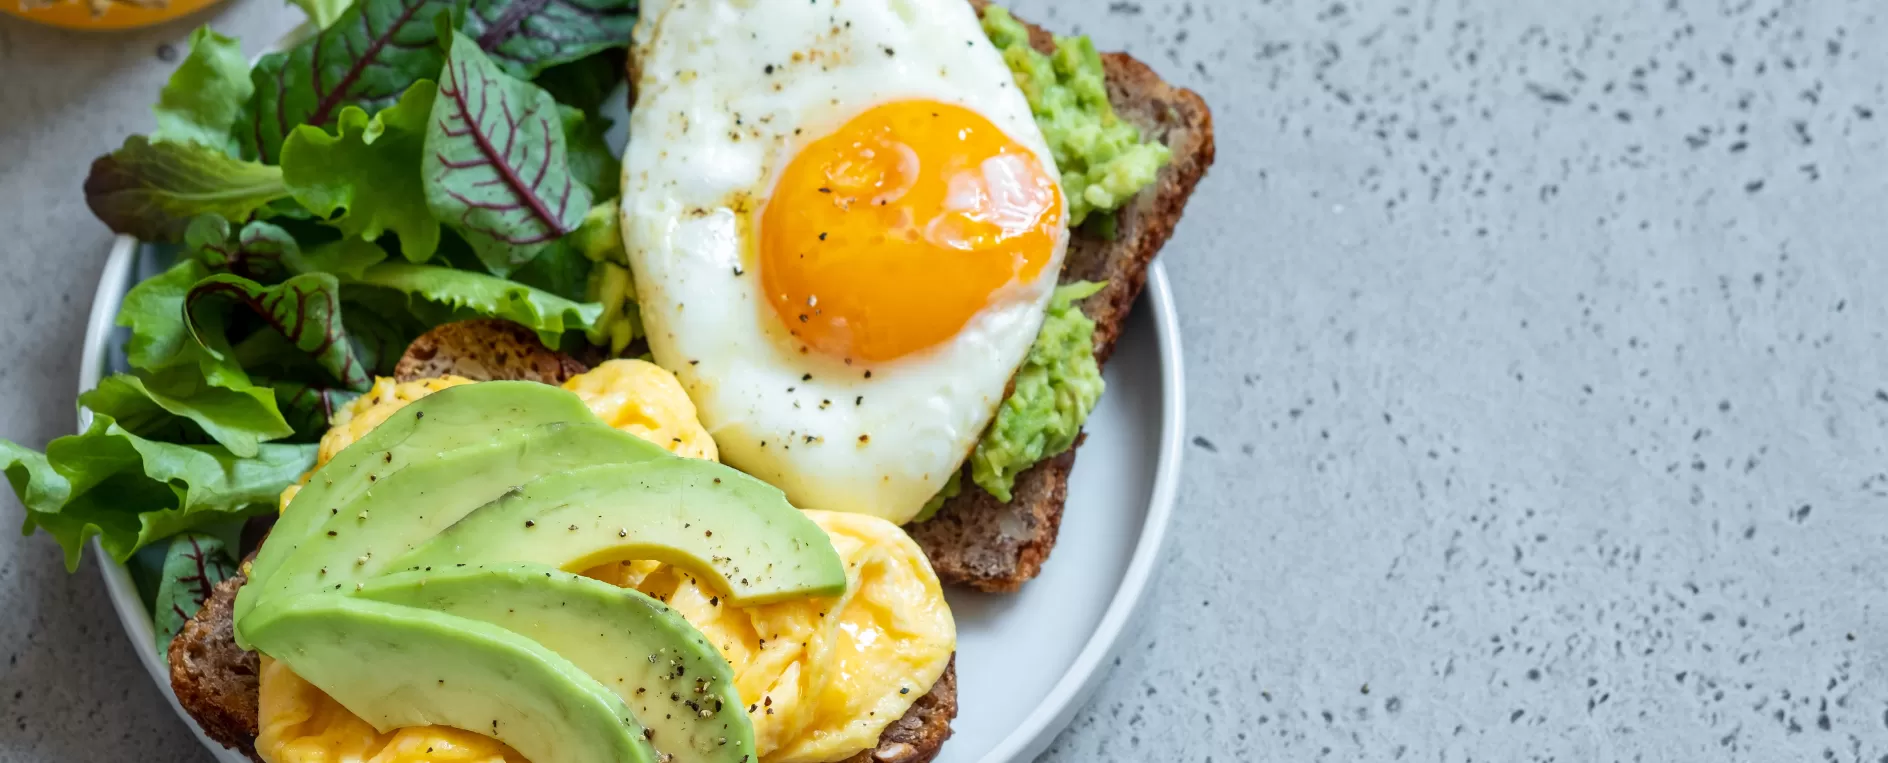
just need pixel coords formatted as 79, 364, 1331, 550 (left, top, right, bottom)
588, 510, 953, 763
257, 361, 954, 763
0, 0, 225, 31
560, 359, 718, 462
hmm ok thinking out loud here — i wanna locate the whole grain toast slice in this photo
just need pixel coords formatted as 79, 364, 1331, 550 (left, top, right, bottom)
906, 3, 1216, 592
170, 320, 956, 763
168, 573, 260, 759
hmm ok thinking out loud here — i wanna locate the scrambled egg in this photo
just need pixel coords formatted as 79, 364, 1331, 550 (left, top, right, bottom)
560, 359, 718, 462
587, 511, 953, 763
257, 360, 955, 763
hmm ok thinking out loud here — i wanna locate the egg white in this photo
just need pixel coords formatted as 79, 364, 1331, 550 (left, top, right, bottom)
621, 0, 1067, 523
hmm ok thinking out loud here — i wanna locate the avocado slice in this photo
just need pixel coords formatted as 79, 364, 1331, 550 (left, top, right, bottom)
393, 459, 847, 605
238, 421, 671, 644
238, 382, 603, 636
243, 594, 656, 763
354, 564, 753, 763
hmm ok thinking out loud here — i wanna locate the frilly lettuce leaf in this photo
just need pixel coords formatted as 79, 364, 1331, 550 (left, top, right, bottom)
153, 27, 253, 156
345, 262, 602, 347
6, 413, 316, 571
282, 82, 442, 262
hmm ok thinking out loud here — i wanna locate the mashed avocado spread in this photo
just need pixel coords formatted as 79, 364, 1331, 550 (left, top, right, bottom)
914, 10, 1168, 520
917, 283, 1108, 520
982, 6, 1172, 228
972, 281, 1109, 500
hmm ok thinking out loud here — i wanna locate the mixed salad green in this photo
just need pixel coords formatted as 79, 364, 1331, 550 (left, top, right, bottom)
3, 0, 642, 580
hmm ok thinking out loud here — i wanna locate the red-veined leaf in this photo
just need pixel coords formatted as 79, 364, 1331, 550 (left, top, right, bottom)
184, 273, 374, 393
423, 30, 592, 275
153, 532, 239, 657
463, 0, 637, 79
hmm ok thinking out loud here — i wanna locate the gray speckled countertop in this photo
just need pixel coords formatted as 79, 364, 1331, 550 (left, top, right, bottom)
4, 0, 1888, 760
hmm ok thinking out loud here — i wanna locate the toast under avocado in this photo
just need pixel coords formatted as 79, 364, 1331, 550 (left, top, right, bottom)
168, 319, 957, 763
908, 2, 1216, 592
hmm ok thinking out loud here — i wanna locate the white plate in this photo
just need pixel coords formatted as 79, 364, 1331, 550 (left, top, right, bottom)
77, 47, 1184, 763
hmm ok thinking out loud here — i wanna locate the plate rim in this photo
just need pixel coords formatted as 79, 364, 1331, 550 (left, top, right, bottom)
78, 216, 1185, 763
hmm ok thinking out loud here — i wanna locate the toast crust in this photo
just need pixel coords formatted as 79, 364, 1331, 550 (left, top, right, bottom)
168, 573, 263, 762
908, 7, 1216, 592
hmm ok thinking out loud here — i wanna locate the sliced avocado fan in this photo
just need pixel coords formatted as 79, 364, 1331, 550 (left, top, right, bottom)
238, 420, 670, 645
231, 380, 851, 763
237, 382, 606, 638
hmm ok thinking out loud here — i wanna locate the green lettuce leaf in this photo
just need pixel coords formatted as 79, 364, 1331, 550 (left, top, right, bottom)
120, 259, 215, 373
6, 414, 316, 571
153, 27, 253, 156
560, 105, 620, 199
510, 240, 594, 303
151, 532, 239, 657
345, 262, 601, 347
533, 52, 624, 115
288, 0, 355, 28
118, 260, 265, 417
186, 273, 374, 393
78, 370, 293, 458
299, 239, 392, 280
83, 137, 289, 243
424, 30, 592, 275
281, 81, 442, 262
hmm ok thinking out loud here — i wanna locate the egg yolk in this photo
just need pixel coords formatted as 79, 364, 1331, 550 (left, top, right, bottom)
760, 100, 1064, 363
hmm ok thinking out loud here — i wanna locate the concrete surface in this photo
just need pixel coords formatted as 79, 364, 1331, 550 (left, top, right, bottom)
4, 0, 1888, 760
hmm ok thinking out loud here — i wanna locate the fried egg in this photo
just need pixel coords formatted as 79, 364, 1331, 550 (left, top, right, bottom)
622, 0, 1068, 524
258, 366, 954, 763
